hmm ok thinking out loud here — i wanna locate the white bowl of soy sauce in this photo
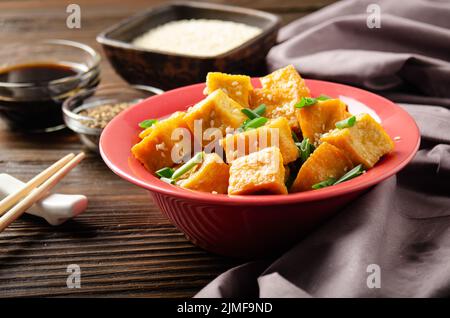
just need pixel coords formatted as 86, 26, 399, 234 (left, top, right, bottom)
0, 39, 101, 133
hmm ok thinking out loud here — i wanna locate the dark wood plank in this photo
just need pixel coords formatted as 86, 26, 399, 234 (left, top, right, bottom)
0, 0, 335, 297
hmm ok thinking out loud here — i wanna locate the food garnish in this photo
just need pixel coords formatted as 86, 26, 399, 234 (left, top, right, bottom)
295, 95, 331, 109
241, 108, 260, 120
312, 178, 337, 189
139, 119, 158, 129
334, 164, 365, 185
240, 104, 268, 131
253, 104, 267, 116
335, 116, 356, 129
242, 117, 268, 131
297, 138, 315, 163
161, 152, 204, 183
311, 164, 365, 189
155, 167, 175, 178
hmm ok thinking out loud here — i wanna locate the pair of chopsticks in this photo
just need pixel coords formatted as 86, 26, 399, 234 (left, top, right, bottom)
0, 152, 85, 232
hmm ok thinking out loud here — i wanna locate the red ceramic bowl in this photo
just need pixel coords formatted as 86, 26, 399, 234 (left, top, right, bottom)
100, 79, 420, 258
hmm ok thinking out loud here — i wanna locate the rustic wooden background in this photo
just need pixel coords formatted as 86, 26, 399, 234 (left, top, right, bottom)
0, 0, 336, 297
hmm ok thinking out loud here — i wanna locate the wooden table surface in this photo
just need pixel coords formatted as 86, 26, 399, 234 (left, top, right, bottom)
0, 0, 335, 297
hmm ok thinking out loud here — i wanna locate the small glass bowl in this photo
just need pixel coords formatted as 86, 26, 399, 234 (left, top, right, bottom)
0, 39, 101, 132
62, 84, 163, 152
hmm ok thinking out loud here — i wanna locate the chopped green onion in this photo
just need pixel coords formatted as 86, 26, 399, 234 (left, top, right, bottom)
160, 177, 175, 185
298, 138, 315, 163
241, 108, 260, 120
240, 105, 268, 130
334, 164, 365, 185
237, 119, 249, 132
335, 116, 356, 129
317, 94, 332, 101
243, 117, 268, 130
295, 95, 333, 109
312, 178, 336, 190
295, 97, 317, 108
291, 131, 300, 143
171, 152, 204, 180
156, 167, 175, 178
241, 104, 266, 120
139, 119, 158, 129
253, 104, 266, 116
311, 164, 365, 190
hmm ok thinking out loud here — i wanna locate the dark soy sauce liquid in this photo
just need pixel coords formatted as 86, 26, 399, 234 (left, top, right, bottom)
0, 63, 82, 132
0, 63, 78, 84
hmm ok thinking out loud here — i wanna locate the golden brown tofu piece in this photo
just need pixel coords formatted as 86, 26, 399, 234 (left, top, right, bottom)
206, 72, 253, 107
250, 65, 310, 131
220, 117, 299, 164
139, 126, 154, 139
260, 65, 310, 101
139, 111, 187, 139
320, 113, 394, 168
298, 98, 351, 144
250, 88, 298, 129
228, 147, 288, 195
184, 89, 247, 145
291, 142, 353, 192
177, 153, 229, 194
132, 111, 189, 172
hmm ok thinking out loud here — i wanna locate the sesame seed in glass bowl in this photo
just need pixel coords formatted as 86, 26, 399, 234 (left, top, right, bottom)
62, 84, 163, 152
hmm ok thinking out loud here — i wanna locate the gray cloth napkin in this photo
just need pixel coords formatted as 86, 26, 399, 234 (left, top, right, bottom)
196, 0, 450, 298
269, 0, 450, 107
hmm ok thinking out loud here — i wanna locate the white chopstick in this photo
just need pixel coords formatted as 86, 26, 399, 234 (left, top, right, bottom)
0, 153, 75, 216
0, 152, 85, 232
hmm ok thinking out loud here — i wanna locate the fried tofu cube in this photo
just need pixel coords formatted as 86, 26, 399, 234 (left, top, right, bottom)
177, 153, 229, 194
221, 117, 299, 164
260, 64, 310, 100
267, 117, 300, 163
250, 88, 300, 129
184, 89, 247, 144
228, 147, 288, 195
250, 65, 310, 131
139, 126, 154, 139
320, 113, 394, 168
206, 72, 253, 107
298, 98, 351, 144
132, 111, 188, 172
290, 142, 353, 192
